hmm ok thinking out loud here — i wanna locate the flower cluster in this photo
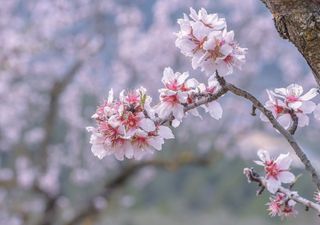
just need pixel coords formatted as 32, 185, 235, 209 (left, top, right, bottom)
87, 88, 174, 160
261, 84, 318, 129
175, 8, 247, 76
155, 67, 223, 127
255, 150, 295, 194
88, 66, 226, 161
267, 193, 297, 218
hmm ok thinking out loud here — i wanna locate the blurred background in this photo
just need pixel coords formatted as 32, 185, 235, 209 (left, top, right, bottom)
1, 0, 320, 224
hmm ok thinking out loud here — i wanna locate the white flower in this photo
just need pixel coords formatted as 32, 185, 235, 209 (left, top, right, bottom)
260, 90, 292, 129
88, 88, 175, 160
255, 150, 295, 194
189, 8, 226, 30
274, 84, 318, 110
156, 67, 190, 124
175, 8, 246, 76
200, 75, 223, 119
201, 29, 247, 76
261, 87, 317, 129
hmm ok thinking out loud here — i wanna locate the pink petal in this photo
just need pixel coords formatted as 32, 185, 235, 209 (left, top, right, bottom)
300, 101, 316, 114
139, 118, 156, 132
148, 137, 163, 151
300, 88, 318, 101
278, 171, 295, 184
297, 113, 309, 127
266, 177, 281, 194
275, 153, 292, 170
91, 144, 107, 159
207, 101, 223, 120
257, 149, 270, 162
158, 126, 174, 139
277, 114, 292, 129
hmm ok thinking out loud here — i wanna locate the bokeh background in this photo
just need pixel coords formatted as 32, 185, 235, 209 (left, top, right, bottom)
1, 0, 320, 224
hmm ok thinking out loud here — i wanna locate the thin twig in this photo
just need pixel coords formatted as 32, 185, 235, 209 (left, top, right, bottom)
288, 111, 299, 135
244, 168, 320, 214
63, 153, 215, 225
214, 75, 320, 190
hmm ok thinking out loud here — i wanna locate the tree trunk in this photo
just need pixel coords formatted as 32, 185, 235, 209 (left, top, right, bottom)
261, 0, 320, 85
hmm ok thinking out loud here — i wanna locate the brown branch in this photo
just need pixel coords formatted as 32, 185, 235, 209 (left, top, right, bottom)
38, 61, 83, 170
244, 168, 320, 214
63, 153, 214, 225
260, 0, 320, 85
157, 73, 320, 190
288, 111, 299, 135
216, 76, 320, 190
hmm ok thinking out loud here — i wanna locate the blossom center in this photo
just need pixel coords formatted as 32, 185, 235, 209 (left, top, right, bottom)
286, 95, 299, 103
162, 94, 179, 104
265, 161, 280, 179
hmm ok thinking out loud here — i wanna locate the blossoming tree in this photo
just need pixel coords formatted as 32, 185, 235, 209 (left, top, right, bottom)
89, 7, 320, 220
1, 0, 320, 225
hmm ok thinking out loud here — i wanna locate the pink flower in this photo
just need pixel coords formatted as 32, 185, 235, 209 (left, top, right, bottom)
255, 150, 295, 194
260, 90, 292, 129
175, 8, 245, 76
156, 67, 189, 126
87, 88, 174, 160
200, 75, 223, 119
267, 193, 285, 217
189, 8, 226, 30
200, 29, 247, 76
175, 8, 225, 63
274, 84, 317, 110
261, 86, 317, 128
267, 193, 297, 218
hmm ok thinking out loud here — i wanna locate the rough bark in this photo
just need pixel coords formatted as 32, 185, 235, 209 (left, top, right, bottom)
261, 0, 320, 85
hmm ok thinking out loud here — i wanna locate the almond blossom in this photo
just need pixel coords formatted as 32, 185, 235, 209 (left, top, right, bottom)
274, 84, 318, 110
255, 150, 295, 194
175, 8, 225, 67
260, 90, 292, 129
87, 88, 174, 160
155, 67, 190, 127
267, 193, 297, 218
261, 85, 317, 129
200, 29, 247, 76
198, 75, 223, 119
175, 8, 246, 76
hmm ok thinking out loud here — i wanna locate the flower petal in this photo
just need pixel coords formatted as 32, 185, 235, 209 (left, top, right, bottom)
275, 153, 292, 170
300, 88, 318, 101
139, 118, 156, 132
266, 177, 281, 194
278, 171, 295, 184
158, 126, 174, 139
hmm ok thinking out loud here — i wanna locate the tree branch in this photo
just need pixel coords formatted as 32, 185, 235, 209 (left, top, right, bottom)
260, 0, 320, 85
63, 153, 214, 225
244, 168, 320, 214
218, 77, 320, 190
38, 60, 83, 170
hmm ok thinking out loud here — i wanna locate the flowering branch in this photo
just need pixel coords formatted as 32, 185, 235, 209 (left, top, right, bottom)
215, 75, 320, 190
87, 7, 320, 219
244, 168, 320, 215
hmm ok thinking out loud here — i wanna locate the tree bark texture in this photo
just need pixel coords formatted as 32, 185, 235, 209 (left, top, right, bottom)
261, 0, 320, 85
